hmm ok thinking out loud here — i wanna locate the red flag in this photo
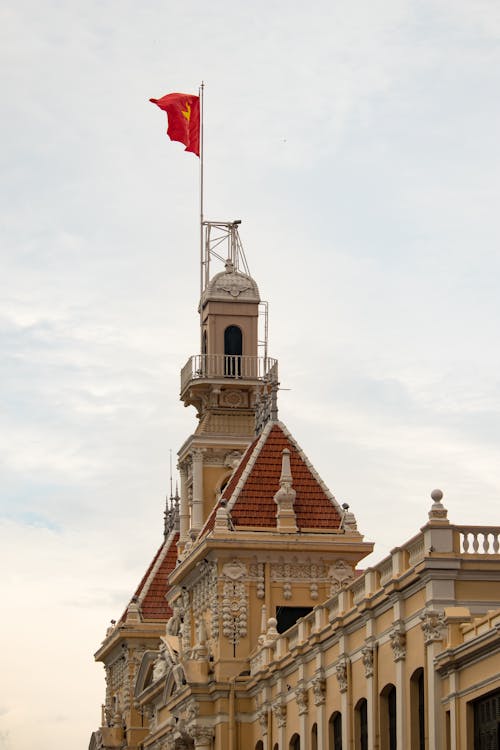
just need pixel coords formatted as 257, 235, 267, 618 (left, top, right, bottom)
149, 93, 200, 156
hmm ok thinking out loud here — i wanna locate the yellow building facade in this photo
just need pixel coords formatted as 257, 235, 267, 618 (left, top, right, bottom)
89, 224, 500, 750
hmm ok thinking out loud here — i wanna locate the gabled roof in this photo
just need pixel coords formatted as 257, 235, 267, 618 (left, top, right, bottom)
120, 528, 179, 622
202, 421, 342, 534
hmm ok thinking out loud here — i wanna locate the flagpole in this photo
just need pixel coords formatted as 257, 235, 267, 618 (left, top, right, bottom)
199, 81, 205, 300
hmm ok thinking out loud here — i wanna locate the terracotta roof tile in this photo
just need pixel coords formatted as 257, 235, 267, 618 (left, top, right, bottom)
119, 531, 179, 623
140, 533, 179, 620
203, 422, 341, 534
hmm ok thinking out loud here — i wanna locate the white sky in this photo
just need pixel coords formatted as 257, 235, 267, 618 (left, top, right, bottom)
1, 1, 500, 747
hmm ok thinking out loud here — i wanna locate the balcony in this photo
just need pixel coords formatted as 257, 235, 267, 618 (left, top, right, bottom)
180, 354, 278, 394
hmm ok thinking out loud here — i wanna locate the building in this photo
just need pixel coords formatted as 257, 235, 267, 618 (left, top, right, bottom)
89, 222, 500, 750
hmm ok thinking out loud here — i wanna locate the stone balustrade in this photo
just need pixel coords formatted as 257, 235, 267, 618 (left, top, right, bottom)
181, 354, 278, 392
247, 521, 500, 675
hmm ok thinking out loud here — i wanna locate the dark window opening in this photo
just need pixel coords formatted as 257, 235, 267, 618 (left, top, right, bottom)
474, 689, 500, 750
356, 699, 368, 750
329, 712, 342, 750
224, 325, 242, 376
275, 606, 313, 634
388, 686, 396, 750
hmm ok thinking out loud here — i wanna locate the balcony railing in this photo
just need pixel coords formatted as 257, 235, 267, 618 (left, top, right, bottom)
181, 354, 278, 393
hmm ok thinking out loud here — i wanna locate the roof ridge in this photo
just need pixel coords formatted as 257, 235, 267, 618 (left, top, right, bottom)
276, 420, 342, 514
138, 526, 178, 608
226, 420, 275, 512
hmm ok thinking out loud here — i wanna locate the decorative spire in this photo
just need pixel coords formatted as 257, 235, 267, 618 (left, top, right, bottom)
273, 448, 298, 532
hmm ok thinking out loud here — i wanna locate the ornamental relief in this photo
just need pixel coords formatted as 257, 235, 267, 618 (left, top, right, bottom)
420, 608, 446, 645
389, 624, 407, 661
219, 389, 248, 408
311, 669, 326, 705
192, 560, 218, 640
329, 560, 354, 595
268, 556, 354, 600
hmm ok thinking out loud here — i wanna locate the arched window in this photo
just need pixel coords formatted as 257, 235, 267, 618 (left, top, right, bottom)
380, 684, 397, 750
311, 723, 318, 750
355, 699, 368, 750
224, 325, 242, 376
329, 711, 342, 750
289, 734, 300, 750
255, 742, 264, 750
273, 744, 279, 750
410, 668, 425, 750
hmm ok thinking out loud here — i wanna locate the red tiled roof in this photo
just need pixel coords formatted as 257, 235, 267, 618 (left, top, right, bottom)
140, 532, 179, 619
120, 531, 179, 623
203, 422, 341, 533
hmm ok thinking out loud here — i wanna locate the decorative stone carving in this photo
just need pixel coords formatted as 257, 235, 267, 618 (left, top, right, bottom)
219, 389, 247, 408
221, 560, 246, 580
257, 705, 268, 735
361, 645, 374, 678
310, 581, 318, 600
295, 681, 309, 715
335, 656, 349, 693
152, 641, 167, 681
420, 608, 446, 645
311, 669, 326, 705
254, 562, 265, 599
225, 450, 242, 469
329, 560, 354, 595
178, 589, 192, 653
188, 724, 215, 744
221, 560, 248, 645
283, 581, 292, 599
390, 624, 407, 661
185, 699, 199, 723
167, 600, 182, 636
272, 699, 287, 728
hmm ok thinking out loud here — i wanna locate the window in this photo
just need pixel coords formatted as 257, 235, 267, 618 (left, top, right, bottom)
224, 325, 242, 376
381, 684, 397, 750
329, 712, 342, 750
255, 743, 264, 750
275, 606, 313, 634
473, 689, 500, 750
311, 723, 318, 750
410, 668, 425, 750
355, 699, 368, 750
289, 734, 300, 750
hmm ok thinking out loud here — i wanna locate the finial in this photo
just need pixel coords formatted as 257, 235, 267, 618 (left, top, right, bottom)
279, 448, 293, 485
274, 449, 297, 532
428, 488, 448, 522
340, 502, 358, 532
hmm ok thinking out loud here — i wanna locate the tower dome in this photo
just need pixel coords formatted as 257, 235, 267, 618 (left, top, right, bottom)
201, 259, 260, 305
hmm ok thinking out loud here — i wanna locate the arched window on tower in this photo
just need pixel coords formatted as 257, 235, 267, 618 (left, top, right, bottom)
289, 734, 300, 750
224, 325, 242, 377
311, 722, 318, 750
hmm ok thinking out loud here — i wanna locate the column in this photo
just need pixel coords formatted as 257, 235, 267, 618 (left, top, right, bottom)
178, 461, 190, 543
191, 448, 204, 533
